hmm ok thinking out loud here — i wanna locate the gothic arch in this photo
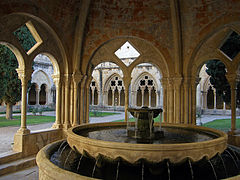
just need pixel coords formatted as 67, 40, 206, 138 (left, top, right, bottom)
86, 36, 171, 80
31, 70, 51, 90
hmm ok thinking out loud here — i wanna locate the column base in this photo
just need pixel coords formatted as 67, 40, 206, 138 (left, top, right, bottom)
64, 123, 71, 130
228, 130, 240, 147
52, 123, 63, 129
16, 127, 30, 135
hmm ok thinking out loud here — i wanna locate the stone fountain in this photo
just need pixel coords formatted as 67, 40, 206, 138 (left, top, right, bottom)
37, 107, 240, 180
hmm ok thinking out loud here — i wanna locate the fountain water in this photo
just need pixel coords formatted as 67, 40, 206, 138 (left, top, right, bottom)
37, 107, 240, 179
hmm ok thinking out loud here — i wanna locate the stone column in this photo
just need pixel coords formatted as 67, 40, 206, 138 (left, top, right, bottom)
80, 76, 87, 124
168, 79, 174, 123
174, 77, 182, 124
16, 69, 32, 134
149, 87, 152, 107
161, 78, 168, 123
36, 87, 40, 105
191, 77, 200, 125
112, 90, 114, 106
72, 72, 82, 126
183, 79, 189, 124
141, 88, 144, 106
64, 74, 71, 129
118, 89, 121, 106
227, 74, 237, 133
123, 77, 131, 122
92, 89, 94, 105
61, 80, 65, 124
52, 75, 62, 129
214, 89, 217, 109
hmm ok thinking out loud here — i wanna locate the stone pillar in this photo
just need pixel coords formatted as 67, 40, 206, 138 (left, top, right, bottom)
112, 90, 114, 106
118, 89, 121, 106
64, 74, 71, 129
99, 69, 103, 106
227, 74, 237, 133
191, 77, 200, 125
214, 89, 217, 110
92, 89, 94, 105
36, 87, 40, 105
79, 76, 87, 124
183, 79, 189, 124
52, 75, 62, 129
123, 76, 131, 122
72, 72, 82, 126
141, 88, 144, 106
149, 87, 152, 107
61, 80, 65, 125
16, 69, 32, 134
161, 78, 168, 123
174, 77, 182, 124
168, 79, 174, 123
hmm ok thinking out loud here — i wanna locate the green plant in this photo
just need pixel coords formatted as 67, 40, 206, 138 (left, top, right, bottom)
32, 108, 38, 116
38, 108, 43, 116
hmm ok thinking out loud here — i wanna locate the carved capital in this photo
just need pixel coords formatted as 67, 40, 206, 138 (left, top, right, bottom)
72, 71, 83, 85
16, 68, 33, 84
52, 74, 61, 86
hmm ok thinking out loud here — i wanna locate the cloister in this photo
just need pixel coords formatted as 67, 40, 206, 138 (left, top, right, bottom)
0, 0, 240, 178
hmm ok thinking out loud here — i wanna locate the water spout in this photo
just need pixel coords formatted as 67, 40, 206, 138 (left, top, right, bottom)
57, 140, 67, 153
219, 153, 228, 178
64, 149, 73, 169
188, 159, 194, 180
115, 161, 120, 180
92, 158, 98, 177
208, 160, 217, 180
77, 154, 83, 172
59, 144, 68, 157
225, 149, 239, 169
141, 162, 144, 180
167, 161, 171, 180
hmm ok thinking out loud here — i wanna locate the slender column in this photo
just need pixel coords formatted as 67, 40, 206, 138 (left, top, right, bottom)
223, 102, 226, 110
156, 90, 160, 107
174, 77, 182, 124
16, 69, 32, 134
112, 90, 114, 106
69, 81, 74, 125
64, 74, 71, 129
85, 86, 90, 123
168, 79, 174, 123
36, 87, 40, 105
214, 89, 217, 109
118, 90, 121, 106
61, 80, 65, 124
92, 89, 94, 105
149, 87, 152, 107
183, 82, 189, 124
191, 78, 200, 125
227, 75, 237, 133
123, 77, 131, 122
45, 88, 49, 105
79, 76, 87, 124
141, 88, 144, 106
72, 72, 82, 126
52, 75, 62, 129
161, 78, 168, 123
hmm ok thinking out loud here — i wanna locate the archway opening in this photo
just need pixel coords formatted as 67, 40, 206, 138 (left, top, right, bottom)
130, 63, 162, 108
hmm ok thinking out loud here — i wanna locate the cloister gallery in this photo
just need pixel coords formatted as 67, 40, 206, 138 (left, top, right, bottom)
1, 0, 240, 179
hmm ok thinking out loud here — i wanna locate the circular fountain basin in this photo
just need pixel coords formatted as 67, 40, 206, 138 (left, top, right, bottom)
67, 122, 227, 163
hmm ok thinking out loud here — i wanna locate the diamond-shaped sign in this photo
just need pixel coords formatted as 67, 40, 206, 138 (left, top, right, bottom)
114, 41, 140, 66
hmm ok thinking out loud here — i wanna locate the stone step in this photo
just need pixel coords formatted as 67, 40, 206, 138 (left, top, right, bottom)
0, 151, 22, 165
0, 155, 36, 176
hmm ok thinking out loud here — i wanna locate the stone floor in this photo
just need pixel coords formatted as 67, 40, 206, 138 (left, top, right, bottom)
0, 111, 237, 180
0, 166, 38, 180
